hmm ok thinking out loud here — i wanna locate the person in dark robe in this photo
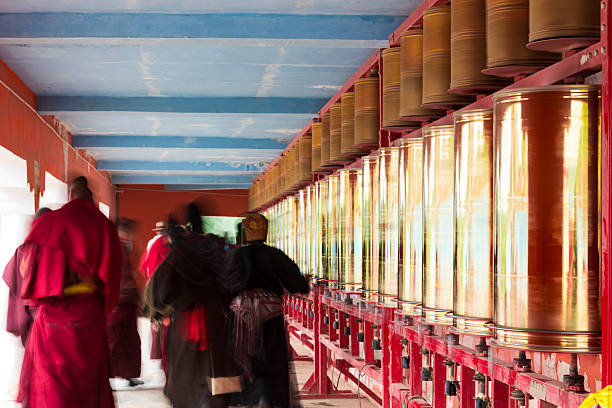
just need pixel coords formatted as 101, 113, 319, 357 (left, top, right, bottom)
17, 176, 122, 408
144, 203, 241, 408
139, 221, 170, 363
222, 212, 309, 408
3, 207, 51, 346
107, 217, 145, 387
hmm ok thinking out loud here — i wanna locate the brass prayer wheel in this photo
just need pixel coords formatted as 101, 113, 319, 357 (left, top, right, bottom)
422, 5, 474, 109
354, 77, 380, 149
483, 0, 559, 77
298, 135, 312, 184
330, 103, 344, 162
399, 30, 445, 121
316, 179, 328, 282
338, 168, 363, 296
493, 85, 601, 352
397, 137, 423, 316
298, 189, 308, 274
450, 0, 510, 94
361, 154, 380, 302
377, 147, 400, 308
452, 109, 494, 336
326, 174, 340, 288
341, 92, 366, 157
321, 112, 332, 167
528, 0, 600, 52
312, 122, 323, 172
382, 48, 420, 128
307, 184, 318, 277
422, 125, 455, 325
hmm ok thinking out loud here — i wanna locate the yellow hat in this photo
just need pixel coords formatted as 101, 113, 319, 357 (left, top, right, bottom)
242, 212, 268, 242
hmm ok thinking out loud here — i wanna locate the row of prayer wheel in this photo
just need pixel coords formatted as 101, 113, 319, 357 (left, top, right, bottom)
381, 0, 599, 127
264, 85, 601, 353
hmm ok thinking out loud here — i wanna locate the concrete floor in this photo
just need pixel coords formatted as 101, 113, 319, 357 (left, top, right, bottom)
1, 318, 376, 408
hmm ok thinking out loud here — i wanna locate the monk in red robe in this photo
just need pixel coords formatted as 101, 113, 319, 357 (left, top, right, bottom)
18, 177, 122, 408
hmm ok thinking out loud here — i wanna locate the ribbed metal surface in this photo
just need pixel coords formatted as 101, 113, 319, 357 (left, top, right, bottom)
321, 112, 332, 167
354, 77, 380, 148
312, 122, 323, 172
422, 5, 474, 108
341, 92, 366, 157
382, 47, 419, 128
330, 103, 344, 162
452, 109, 494, 335
316, 179, 328, 282
528, 0, 600, 52
399, 30, 444, 120
299, 135, 312, 184
493, 85, 601, 352
326, 174, 340, 288
422, 124, 455, 325
398, 137, 424, 316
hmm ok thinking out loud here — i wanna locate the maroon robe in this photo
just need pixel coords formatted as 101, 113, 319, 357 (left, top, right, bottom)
3, 246, 35, 345
18, 199, 122, 408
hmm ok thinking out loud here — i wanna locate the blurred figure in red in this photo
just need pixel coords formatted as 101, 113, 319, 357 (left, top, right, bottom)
17, 176, 122, 408
139, 220, 170, 365
107, 217, 145, 387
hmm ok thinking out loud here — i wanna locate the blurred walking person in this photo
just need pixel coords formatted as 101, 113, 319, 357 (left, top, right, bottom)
107, 217, 145, 387
17, 176, 122, 408
144, 203, 241, 408
223, 212, 309, 408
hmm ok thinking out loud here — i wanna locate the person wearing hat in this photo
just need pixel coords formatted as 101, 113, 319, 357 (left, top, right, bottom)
139, 220, 171, 366
222, 212, 309, 408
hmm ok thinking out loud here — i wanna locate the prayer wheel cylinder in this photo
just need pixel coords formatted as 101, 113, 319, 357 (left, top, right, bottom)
422, 5, 474, 109
326, 174, 340, 288
528, 0, 600, 52
299, 135, 312, 184
307, 185, 317, 278
321, 112, 332, 167
354, 77, 380, 149
338, 168, 363, 297
398, 137, 424, 316
377, 147, 400, 308
298, 189, 308, 274
493, 85, 601, 352
450, 0, 510, 94
316, 179, 328, 282
483, 0, 559, 77
452, 109, 494, 336
399, 30, 445, 120
341, 92, 366, 157
422, 125, 455, 325
382, 48, 419, 128
361, 154, 380, 302
312, 122, 323, 172
330, 103, 344, 162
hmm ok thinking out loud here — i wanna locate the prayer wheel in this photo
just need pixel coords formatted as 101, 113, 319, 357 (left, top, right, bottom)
528, 0, 600, 52
321, 112, 332, 167
452, 109, 494, 336
341, 92, 366, 157
450, 0, 510, 94
382, 48, 419, 128
422, 5, 474, 109
361, 154, 380, 303
377, 147, 400, 308
307, 184, 318, 278
397, 137, 424, 316
316, 179, 328, 282
298, 189, 308, 274
483, 0, 559, 77
354, 77, 380, 149
399, 30, 445, 121
330, 103, 345, 162
312, 122, 323, 172
493, 85, 601, 352
326, 174, 340, 289
298, 134, 312, 184
289, 147, 299, 190
338, 168, 363, 298
422, 125, 455, 325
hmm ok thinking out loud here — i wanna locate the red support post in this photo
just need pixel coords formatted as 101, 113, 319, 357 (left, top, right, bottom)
382, 309, 393, 408
460, 366, 475, 408
491, 380, 510, 408
432, 352, 446, 408
601, 0, 612, 388
328, 306, 337, 342
350, 314, 359, 356
339, 312, 349, 349
410, 340, 423, 398
365, 319, 375, 364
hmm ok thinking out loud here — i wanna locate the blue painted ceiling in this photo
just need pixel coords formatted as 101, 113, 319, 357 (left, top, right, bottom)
0, 0, 420, 189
